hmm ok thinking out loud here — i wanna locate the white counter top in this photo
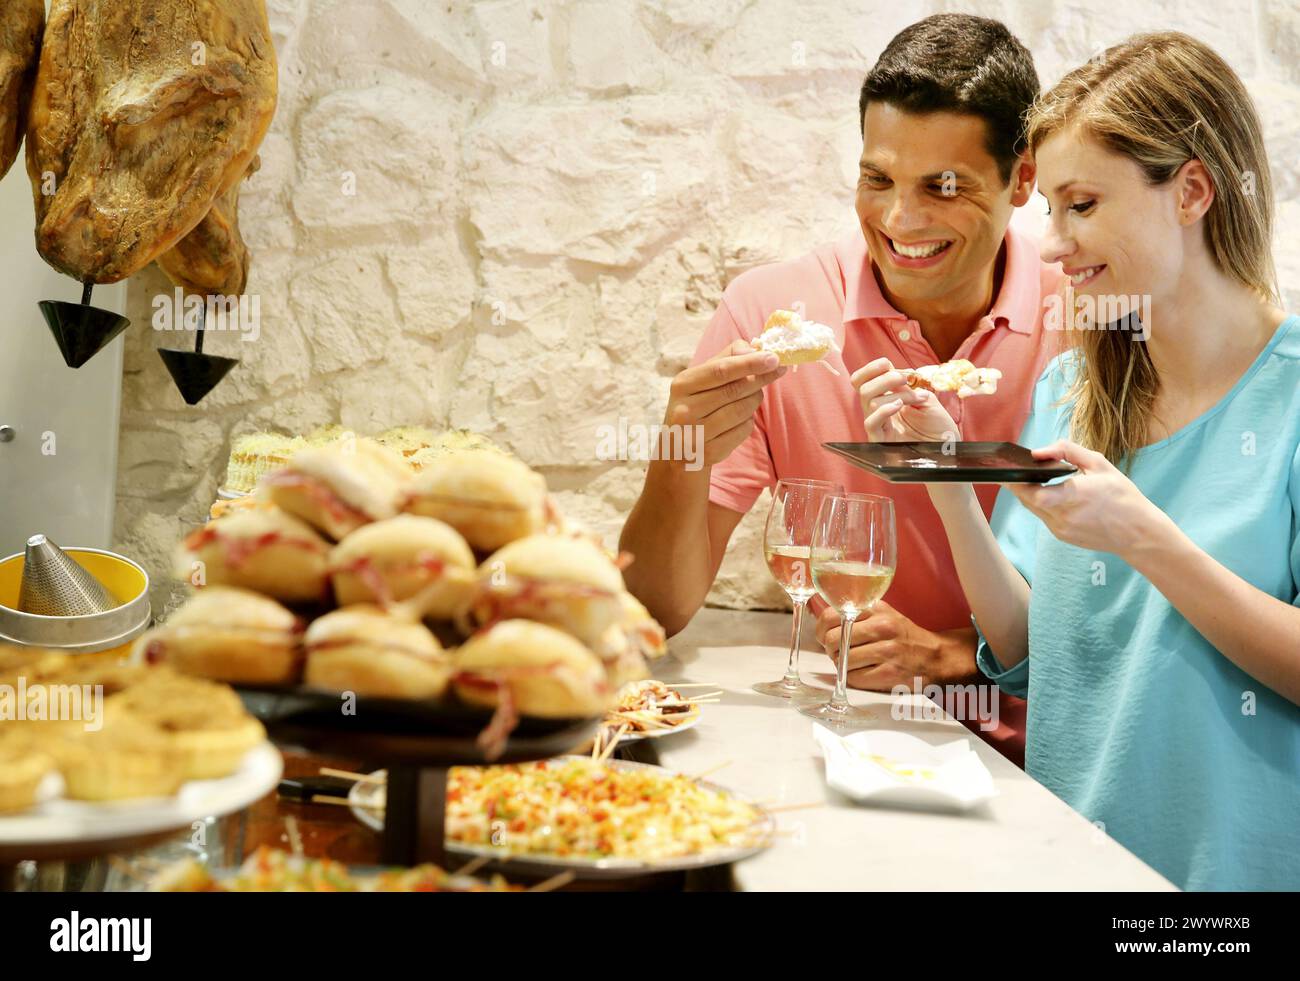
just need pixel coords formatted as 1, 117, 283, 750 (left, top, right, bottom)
649, 606, 1175, 892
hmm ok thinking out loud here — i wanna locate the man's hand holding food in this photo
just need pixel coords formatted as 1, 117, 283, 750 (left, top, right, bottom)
663, 340, 786, 468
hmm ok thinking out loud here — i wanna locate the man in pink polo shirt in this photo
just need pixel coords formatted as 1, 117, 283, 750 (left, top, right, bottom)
621, 14, 1063, 765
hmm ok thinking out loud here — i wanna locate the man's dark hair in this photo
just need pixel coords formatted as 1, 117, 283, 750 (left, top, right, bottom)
858, 14, 1040, 183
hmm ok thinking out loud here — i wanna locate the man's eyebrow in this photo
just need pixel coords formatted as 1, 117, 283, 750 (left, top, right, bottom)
922, 169, 974, 183
858, 161, 977, 183
1053, 180, 1078, 194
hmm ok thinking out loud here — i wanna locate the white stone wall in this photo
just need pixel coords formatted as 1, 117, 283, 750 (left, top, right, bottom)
116, 0, 1300, 615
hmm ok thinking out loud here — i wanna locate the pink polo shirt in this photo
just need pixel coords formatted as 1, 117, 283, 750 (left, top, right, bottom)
691, 226, 1063, 766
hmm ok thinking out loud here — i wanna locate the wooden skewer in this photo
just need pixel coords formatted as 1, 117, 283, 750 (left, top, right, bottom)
285, 815, 303, 858
668, 683, 723, 688
319, 766, 385, 783
602, 723, 630, 760
108, 856, 152, 882
310, 794, 360, 807
613, 701, 699, 715
766, 801, 822, 813
690, 759, 733, 782
640, 710, 692, 724
454, 855, 492, 878
596, 724, 629, 762
686, 692, 724, 701
608, 710, 678, 728
528, 870, 576, 893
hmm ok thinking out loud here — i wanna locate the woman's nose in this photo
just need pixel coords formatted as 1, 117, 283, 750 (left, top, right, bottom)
1039, 219, 1074, 267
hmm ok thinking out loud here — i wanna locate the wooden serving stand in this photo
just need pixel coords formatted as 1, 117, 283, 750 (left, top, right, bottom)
237, 688, 600, 867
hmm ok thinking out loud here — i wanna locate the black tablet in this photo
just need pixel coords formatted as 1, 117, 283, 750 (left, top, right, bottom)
823, 441, 1077, 484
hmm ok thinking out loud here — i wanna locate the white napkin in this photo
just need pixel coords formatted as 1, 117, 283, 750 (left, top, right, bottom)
812, 724, 997, 812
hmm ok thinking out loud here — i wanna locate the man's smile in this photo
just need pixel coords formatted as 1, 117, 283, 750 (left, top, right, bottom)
883, 234, 955, 268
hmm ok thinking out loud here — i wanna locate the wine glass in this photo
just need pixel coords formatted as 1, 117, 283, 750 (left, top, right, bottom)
752, 478, 843, 699
799, 493, 896, 727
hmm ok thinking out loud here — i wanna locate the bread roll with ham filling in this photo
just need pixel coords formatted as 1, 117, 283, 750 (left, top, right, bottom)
402, 449, 548, 552
261, 439, 410, 541
303, 605, 450, 699
617, 591, 667, 660
467, 534, 626, 652
327, 515, 475, 617
132, 586, 304, 685
174, 506, 330, 603
592, 591, 667, 688
453, 620, 609, 719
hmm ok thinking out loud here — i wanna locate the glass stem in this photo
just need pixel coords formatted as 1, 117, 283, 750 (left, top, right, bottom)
830, 613, 857, 711
780, 599, 808, 690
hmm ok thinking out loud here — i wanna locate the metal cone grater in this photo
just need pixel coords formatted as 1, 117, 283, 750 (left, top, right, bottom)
17, 534, 119, 616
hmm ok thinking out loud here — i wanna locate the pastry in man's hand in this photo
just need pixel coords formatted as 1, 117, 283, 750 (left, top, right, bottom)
903, 359, 1002, 398
752, 309, 839, 371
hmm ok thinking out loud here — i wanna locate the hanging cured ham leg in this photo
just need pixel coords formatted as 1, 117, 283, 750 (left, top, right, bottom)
0, 0, 42, 180
25, 0, 277, 284
157, 157, 259, 298
154, 162, 257, 403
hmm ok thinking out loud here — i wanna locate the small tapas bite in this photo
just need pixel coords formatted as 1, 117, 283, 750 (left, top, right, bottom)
603, 679, 703, 738
903, 359, 1002, 399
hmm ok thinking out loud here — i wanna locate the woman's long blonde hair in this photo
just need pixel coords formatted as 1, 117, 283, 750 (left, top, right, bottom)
1026, 32, 1278, 464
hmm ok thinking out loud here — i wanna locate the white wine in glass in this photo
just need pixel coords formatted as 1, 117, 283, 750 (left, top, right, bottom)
799, 493, 896, 727
812, 560, 894, 615
753, 478, 843, 700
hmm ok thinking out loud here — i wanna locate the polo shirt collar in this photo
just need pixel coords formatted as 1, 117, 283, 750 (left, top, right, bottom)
838, 225, 1040, 335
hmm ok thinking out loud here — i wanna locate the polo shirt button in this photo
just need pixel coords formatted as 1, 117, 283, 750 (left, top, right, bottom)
898, 329, 911, 342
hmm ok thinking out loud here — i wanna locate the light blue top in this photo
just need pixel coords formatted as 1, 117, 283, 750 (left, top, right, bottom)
976, 314, 1300, 891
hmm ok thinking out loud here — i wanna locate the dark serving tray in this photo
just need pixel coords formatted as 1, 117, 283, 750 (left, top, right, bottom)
237, 685, 600, 767
823, 441, 1077, 484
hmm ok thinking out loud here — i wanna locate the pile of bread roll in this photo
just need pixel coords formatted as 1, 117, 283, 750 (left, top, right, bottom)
136, 433, 667, 749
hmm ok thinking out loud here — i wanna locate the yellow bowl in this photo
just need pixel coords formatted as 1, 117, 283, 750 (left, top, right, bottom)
0, 548, 152, 658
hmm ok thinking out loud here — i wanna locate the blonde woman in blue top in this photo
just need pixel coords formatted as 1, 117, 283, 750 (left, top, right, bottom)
850, 33, 1300, 890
